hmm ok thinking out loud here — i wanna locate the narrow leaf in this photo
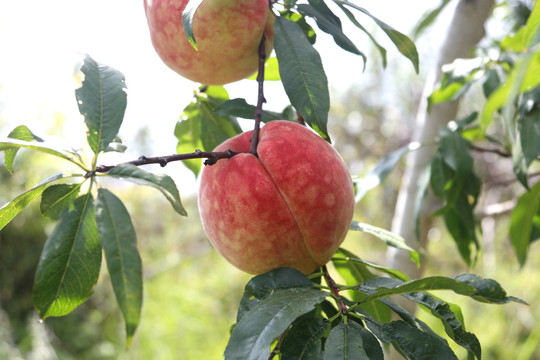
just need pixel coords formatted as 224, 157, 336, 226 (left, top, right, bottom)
350, 221, 420, 266
75, 54, 127, 154
33, 194, 101, 318
96, 189, 143, 346
412, 0, 453, 39
0, 173, 74, 231
355, 142, 419, 201
404, 292, 481, 359
0, 138, 81, 167
40, 183, 82, 220
214, 98, 285, 123
182, 0, 203, 50
106, 164, 187, 216
324, 321, 383, 360
510, 182, 540, 266
382, 320, 458, 360
298, 1, 366, 63
273, 16, 330, 140
335, 0, 419, 73
225, 287, 328, 360
237, 267, 313, 321
334, 248, 410, 281
280, 317, 330, 360
5, 125, 43, 173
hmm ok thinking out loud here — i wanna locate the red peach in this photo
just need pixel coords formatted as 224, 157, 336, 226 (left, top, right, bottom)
198, 121, 355, 275
143, 0, 274, 85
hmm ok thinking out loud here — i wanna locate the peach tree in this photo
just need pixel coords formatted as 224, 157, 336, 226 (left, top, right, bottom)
1, 0, 536, 359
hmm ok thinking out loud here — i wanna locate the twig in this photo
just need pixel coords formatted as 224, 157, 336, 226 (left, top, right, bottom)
469, 143, 511, 158
323, 265, 348, 315
268, 330, 286, 360
249, 34, 267, 156
85, 149, 237, 177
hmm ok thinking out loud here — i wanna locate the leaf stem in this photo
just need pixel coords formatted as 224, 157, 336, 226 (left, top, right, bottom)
268, 330, 286, 360
249, 34, 267, 156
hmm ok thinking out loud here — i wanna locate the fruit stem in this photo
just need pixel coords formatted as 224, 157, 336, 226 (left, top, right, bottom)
323, 265, 348, 315
249, 34, 267, 156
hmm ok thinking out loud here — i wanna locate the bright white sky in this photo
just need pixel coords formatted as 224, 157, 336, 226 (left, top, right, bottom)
0, 0, 439, 192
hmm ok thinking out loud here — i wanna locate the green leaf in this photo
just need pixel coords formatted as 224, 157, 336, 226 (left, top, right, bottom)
175, 101, 204, 177
5, 125, 43, 173
334, 0, 419, 73
96, 189, 143, 346
197, 86, 243, 151
33, 194, 101, 319
324, 320, 383, 360
382, 320, 458, 360
0, 138, 83, 168
225, 287, 328, 360
247, 57, 281, 81
350, 221, 420, 266
40, 183, 82, 220
0, 173, 75, 231
355, 275, 526, 305
106, 164, 187, 216
438, 128, 473, 176
75, 54, 127, 155
355, 142, 419, 201
412, 0, 453, 39
213, 98, 285, 123
513, 88, 540, 187
405, 292, 481, 359
510, 181, 540, 266
103, 136, 127, 153
237, 267, 313, 321
298, 0, 366, 63
182, 0, 203, 50
333, 249, 392, 323
334, 248, 410, 281
273, 16, 331, 141
280, 317, 330, 360
281, 11, 317, 45
335, 4, 387, 68
429, 59, 483, 107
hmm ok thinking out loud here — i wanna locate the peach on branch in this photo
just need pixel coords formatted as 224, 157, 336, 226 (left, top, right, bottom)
143, 0, 274, 85
198, 121, 355, 275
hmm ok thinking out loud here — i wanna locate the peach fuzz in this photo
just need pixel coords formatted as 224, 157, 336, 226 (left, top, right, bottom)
144, 0, 274, 85
198, 121, 355, 275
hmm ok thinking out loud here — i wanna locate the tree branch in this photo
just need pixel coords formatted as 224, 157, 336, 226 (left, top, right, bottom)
86, 149, 238, 177
249, 34, 267, 156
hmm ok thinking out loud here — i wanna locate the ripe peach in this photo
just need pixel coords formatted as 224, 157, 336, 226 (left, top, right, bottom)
143, 0, 274, 85
198, 121, 355, 275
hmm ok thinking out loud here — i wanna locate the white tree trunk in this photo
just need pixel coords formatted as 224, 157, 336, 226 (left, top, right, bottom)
387, 0, 495, 280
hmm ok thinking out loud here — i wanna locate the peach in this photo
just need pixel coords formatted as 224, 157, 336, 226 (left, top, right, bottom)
198, 121, 355, 275
143, 0, 274, 85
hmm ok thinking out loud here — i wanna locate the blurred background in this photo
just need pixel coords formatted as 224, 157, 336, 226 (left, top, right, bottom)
0, 0, 538, 359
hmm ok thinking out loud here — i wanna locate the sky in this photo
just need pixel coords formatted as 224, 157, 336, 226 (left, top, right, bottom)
0, 0, 439, 193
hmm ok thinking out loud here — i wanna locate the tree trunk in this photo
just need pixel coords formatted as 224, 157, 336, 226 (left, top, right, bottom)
387, 0, 495, 287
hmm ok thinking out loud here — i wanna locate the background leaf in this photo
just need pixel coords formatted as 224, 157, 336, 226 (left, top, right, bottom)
0, 138, 83, 168
5, 125, 43, 173
225, 287, 328, 360
273, 16, 330, 140
0, 173, 74, 231
75, 54, 127, 155
213, 98, 285, 123
510, 181, 540, 266
106, 164, 187, 216
33, 194, 101, 319
96, 189, 143, 346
